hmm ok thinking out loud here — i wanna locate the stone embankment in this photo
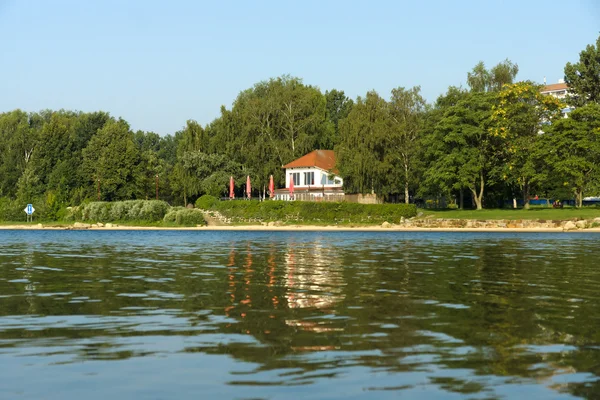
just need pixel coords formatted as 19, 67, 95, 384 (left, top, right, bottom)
378, 217, 600, 231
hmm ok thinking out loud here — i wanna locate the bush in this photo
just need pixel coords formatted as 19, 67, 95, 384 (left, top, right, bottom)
0, 197, 25, 221
195, 195, 218, 210
79, 200, 169, 222
176, 209, 206, 226
213, 200, 417, 224
163, 207, 185, 223
163, 208, 206, 226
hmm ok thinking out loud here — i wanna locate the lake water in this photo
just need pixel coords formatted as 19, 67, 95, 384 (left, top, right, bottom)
1, 231, 600, 399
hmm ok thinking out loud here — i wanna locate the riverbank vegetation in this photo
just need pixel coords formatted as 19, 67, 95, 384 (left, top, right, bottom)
1, 36, 599, 219
196, 195, 417, 224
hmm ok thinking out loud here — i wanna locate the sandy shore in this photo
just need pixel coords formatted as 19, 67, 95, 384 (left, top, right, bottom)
2, 224, 600, 232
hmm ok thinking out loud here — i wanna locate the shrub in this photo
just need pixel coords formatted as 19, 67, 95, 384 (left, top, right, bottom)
213, 200, 417, 224
195, 195, 218, 210
163, 207, 185, 224
175, 209, 206, 226
0, 197, 24, 221
141, 200, 169, 220
79, 200, 169, 222
163, 208, 206, 226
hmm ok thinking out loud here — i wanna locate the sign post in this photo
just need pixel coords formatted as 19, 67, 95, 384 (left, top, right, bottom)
24, 204, 35, 223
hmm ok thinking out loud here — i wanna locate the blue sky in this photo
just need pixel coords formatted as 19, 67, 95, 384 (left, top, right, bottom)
1, 0, 599, 135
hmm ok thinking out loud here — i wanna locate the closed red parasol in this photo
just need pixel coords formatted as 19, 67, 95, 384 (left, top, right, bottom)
229, 176, 235, 199
246, 175, 251, 199
269, 175, 275, 199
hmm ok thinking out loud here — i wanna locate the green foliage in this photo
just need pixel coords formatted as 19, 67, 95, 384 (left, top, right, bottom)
491, 81, 565, 208
565, 35, 600, 107
81, 119, 140, 201
78, 200, 169, 222
543, 103, 600, 207
195, 195, 218, 210
467, 59, 519, 93
422, 91, 499, 209
163, 207, 206, 226
337, 91, 390, 195
208, 75, 333, 192
0, 197, 24, 221
212, 200, 416, 224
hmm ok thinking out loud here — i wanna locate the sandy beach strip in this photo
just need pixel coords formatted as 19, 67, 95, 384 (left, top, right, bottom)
2, 224, 599, 232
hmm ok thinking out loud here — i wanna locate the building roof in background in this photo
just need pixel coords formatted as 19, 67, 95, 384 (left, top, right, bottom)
542, 83, 568, 92
283, 150, 337, 172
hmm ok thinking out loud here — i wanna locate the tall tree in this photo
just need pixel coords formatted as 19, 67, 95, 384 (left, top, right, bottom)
323, 89, 354, 148
82, 119, 139, 201
543, 103, 600, 207
337, 91, 391, 196
423, 92, 500, 210
213, 75, 331, 190
467, 59, 519, 93
388, 86, 427, 203
491, 81, 564, 208
0, 110, 38, 198
564, 35, 600, 107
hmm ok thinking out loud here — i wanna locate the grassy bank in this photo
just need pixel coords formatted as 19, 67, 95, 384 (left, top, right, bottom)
422, 207, 600, 220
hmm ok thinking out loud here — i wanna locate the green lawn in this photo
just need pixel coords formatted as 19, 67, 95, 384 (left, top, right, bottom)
421, 207, 600, 220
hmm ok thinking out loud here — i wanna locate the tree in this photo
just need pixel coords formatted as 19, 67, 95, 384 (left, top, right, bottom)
0, 110, 38, 198
491, 81, 564, 208
323, 89, 354, 148
467, 59, 519, 93
82, 119, 139, 201
211, 75, 331, 191
543, 103, 600, 207
423, 92, 500, 210
176, 120, 209, 156
29, 111, 80, 199
467, 62, 490, 93
489, 59, 520, 92
388, 86, 427, 203
565, 35, 600, 107
181, 152, 244, 197
337, 91, 392, 196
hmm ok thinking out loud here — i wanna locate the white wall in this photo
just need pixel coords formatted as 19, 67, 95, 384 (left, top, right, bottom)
285, 167, 343, 188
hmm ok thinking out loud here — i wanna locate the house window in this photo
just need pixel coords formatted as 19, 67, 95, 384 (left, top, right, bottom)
320, 174, 335, 185
304, 171, 314, 186
290, 173, 300, 186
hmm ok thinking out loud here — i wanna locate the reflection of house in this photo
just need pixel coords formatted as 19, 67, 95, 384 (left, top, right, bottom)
274, 150, 344, 201
284, 241, 345, 311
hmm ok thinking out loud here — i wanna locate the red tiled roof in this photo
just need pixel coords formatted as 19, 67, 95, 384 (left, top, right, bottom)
283, 150, 337, 172
541, 83, 568, 92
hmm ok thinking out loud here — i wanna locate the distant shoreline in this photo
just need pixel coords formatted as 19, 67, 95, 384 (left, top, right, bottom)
1, 224, 599, 233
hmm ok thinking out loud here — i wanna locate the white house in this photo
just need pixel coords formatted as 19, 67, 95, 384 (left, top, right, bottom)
541, 79, 573, 117
274, 150, 344, 201
541, 79, 568, 100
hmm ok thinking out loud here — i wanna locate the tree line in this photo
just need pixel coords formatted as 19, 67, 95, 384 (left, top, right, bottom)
1, 35, 599, 211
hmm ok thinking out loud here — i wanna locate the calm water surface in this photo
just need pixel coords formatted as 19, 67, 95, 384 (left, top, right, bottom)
1, 231, 600, 399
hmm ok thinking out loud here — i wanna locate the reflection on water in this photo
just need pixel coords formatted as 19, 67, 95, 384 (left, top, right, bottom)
1, 231, 600, 399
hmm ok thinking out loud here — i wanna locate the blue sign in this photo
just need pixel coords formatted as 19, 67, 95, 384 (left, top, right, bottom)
24, 204, 35, 215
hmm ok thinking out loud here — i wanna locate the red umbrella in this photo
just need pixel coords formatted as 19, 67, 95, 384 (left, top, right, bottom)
289, 175, 294, 200
269, 175, 275, 199
229, 176, 235, 199
246, 175, 251, 199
